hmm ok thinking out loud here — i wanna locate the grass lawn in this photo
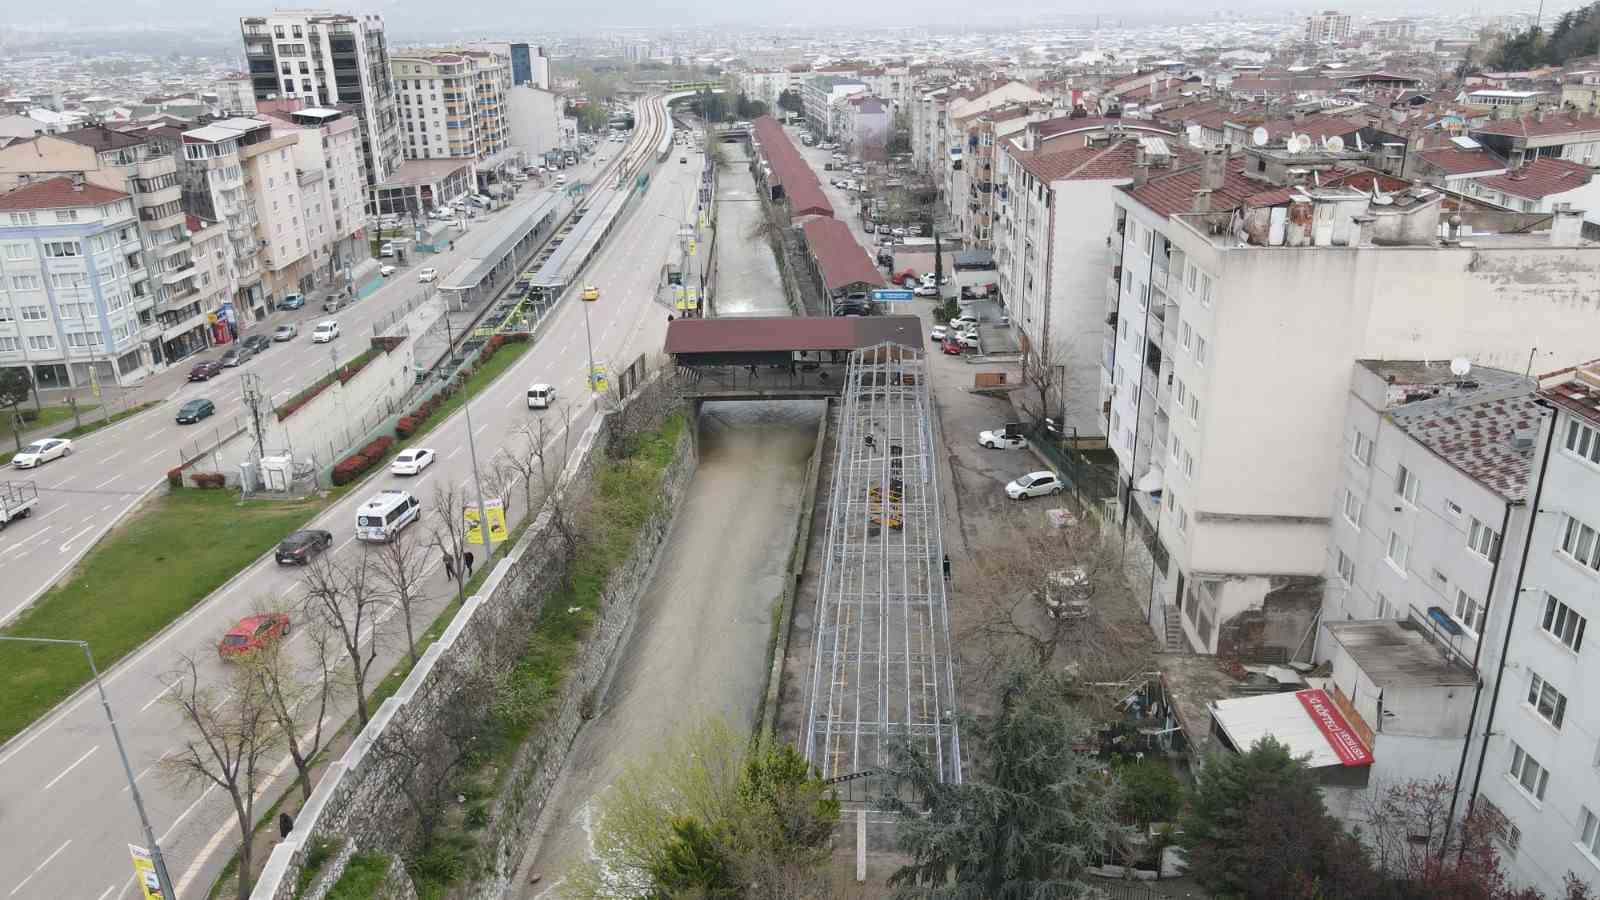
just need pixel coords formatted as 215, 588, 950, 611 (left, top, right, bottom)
1, 403, 97, 442
0, 488, 329, 744
410, 341, 533, 442
1, 401, 159, 467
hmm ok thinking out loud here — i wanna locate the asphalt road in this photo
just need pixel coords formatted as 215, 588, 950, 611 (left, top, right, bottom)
0, 97, 702, 900
0, 149, 614, 628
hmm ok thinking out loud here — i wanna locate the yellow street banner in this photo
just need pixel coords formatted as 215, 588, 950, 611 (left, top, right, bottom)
464, 498, 508, 545
687, 239, 696, 257
590, 364, 609, 392
129, 845, 165, 900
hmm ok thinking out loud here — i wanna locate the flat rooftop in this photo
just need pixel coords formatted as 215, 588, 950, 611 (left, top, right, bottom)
1323, 620, 1475, 688
1358, 358, 1528, 391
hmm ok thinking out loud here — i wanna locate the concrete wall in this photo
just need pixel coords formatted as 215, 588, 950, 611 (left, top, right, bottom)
252, 381, 695, 900
1047, 179, 1128, 439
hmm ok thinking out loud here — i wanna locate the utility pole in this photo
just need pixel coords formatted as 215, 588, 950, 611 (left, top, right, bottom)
580, 284, 600, 393
0, 637, 177, 899
440, 314, 493, 561
239, 371, 268, 461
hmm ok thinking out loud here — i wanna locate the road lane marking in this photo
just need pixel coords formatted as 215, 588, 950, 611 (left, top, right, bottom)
446, 446, 462, 460
101, 503, 114, 512
95, 882, 117, 900
101, 450, 124, 464
474, 422, 489, 437
158, 783, 215, 844
92, 475, 120, 490
140, 679, 179, 714
121, 762, 156, 792
49, 475, 77, 488
57, 525, 95, 553
142, 448, 169, 464
10, 838, 70, 896
43, 745, 98, 790
335, 534, 357, 553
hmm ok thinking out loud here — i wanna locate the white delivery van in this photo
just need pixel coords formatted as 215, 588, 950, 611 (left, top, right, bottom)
355, 490, 421, 542
527, 383, 556, 409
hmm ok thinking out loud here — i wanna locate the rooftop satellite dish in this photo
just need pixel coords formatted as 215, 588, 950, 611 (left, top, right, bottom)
1451, 357, 1473, 378
1251, 126, 1269, 146
1289, 133, 1311, 153
1326, 135, 1345, 152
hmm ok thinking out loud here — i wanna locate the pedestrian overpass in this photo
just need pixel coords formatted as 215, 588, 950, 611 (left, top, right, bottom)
663, 315, 922, 402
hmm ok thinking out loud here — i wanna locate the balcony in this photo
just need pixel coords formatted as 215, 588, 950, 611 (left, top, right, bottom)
161, 262, 196, 286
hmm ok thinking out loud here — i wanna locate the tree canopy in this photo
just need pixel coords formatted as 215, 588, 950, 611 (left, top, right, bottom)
1486, 4, 1600, 70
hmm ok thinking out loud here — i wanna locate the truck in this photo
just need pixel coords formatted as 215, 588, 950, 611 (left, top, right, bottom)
0, 480, 39, 529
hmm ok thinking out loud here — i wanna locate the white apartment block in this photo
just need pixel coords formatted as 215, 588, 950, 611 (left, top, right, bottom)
1470, 360, 1600, 897
214, 74, 260, 118
1103, 146, 1600, 661
267, 107, 366, 286
505, 86, 575, 163
0, 180, 146, 389
391, 49, 516, 193
1305, 9, 1352, 44
240, 11, 400, 212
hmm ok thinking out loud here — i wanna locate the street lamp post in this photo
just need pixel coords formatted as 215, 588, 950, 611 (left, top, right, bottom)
580, 284, 599, 393
0, 637, 177, 898
439, 315, 493, 576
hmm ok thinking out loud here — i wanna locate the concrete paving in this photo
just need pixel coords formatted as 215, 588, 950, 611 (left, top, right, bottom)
0, 100, 689, 900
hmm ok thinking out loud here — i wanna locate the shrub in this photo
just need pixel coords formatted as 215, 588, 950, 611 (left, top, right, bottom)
190, 472, 227, 489
331, 454, 370, 486
167, 467, 183, 488
396, 415, 418, 439
359, 435, 393, 460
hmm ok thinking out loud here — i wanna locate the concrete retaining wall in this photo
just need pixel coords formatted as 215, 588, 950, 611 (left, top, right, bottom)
252, 379, 694, 900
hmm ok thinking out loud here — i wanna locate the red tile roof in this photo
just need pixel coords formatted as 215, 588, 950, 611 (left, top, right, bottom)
1012, 138, 1197, 183
1118, 157, 1265, 217
752, 116, 834, 220
1472, 112, 1600, 139
1032, 115, 1178, 142
1475, 157, 1593, 198
1539, 358, 1600, 428
0, 176, 128, 210
664, 315, 920, 354
1417, 148, 1507, 175
1261, 114, 1363, 141
802, 217, 886, 292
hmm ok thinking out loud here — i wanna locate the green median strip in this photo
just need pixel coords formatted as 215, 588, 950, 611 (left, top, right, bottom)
0, 489, 328, 744
2, 401, 158, 467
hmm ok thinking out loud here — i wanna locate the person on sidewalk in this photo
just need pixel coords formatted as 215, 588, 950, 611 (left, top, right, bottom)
463, 551, 475, 579
443, 553, 457, 582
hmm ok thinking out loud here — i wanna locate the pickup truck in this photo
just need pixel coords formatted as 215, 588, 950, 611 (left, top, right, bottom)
0, 480, 39, 529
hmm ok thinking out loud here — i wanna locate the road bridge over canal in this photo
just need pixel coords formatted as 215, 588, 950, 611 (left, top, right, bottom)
664, 314, 922, 402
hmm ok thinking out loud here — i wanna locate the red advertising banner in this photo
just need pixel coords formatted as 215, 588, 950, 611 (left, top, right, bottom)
1297, 688, 1373, 767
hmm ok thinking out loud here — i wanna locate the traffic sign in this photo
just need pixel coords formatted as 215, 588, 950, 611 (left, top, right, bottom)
871, 289, 915, 302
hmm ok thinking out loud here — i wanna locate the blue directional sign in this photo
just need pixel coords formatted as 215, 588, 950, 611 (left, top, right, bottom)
872, 289, 915, 302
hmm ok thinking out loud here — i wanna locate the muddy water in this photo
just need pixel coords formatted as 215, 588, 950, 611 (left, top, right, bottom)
710, 141, 786, 317
524, 401, 822, 895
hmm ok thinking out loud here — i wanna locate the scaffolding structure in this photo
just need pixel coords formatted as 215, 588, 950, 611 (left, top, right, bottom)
803, 342, 962, 805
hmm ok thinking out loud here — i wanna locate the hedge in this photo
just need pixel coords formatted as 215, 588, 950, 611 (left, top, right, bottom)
190, 472, 227, 489
392, 332, 526, 442
331, 454, 371, 486
167, 467, 183, 488
275, 343, 389, 421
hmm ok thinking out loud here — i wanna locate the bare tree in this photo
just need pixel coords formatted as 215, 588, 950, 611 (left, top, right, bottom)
300, 553, 388, 726
370, 657, 496, 849
1016, 326, 1071, 428
367, 527, 433, 666
247, 614, 345, 804
498, 407, 570, 517
428, 479, 472, 605
162, 655, 280, 900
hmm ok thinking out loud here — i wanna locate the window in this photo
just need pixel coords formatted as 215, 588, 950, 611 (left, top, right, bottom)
1387, 531, 1409, 573
1124, 268, 1132, 294
54, 210, 78, 223
1181, 321, 1192, 351
1337, 550, 1355, 583
1509, 742, 1550, 801
1195, 336, 1208, 367
1120, 318, 1128, 342
1343, 489, 1364, 528
1353, 431, 1374, 466
1377, 592, 1395, 619
1395, 464, 1420, 505
1175, 504, 1188, 534
1455, 588, 1486, 634
42, 241, 80, 258
1175, 378, 1186, 406
1198, 272, 1214, 307
8, 212, 38, 225
9, 275, 41, 291
1561, 517, 1600, 572
18, 305, 47, 321
1188, 391, 1200, 421
1186, 263, 1197, 292
1580, 807, 1600, 858
50, 272, 85, 290
1183, 450, 1195, 479
0, 337, 18, 352
27, 334, 54, 350
1468, 517, 1502, 562
1445, 499, 1463, 516
1566, 419, 1600, 466
1542, 595, 1587, 652
0, 306, 9, 322
3, 243, 30, 260
1142, 227, 1153, 254
1171, 433, 1183, 463
1527, 672, 1567, 729
65, 331, 102, 349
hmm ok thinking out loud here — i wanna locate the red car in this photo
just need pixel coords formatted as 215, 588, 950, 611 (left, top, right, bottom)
188, 359, 223, 381
218, 613, 290, 658
941, 337, 964, 355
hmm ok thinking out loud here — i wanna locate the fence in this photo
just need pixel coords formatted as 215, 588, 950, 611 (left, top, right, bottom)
1025, 425, 1119, 509
1087, 880, 1192, 900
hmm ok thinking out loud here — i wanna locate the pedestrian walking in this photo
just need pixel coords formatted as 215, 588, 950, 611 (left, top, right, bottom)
443, 553, 457, 582
463, 551, 475, 578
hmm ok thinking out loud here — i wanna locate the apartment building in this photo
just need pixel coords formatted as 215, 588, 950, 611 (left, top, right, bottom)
1468, 359, 1600, 897
1305, 10, 1352, 44
265, 107, 366, 287
1103, 146, 1600, 660
214, 73, 260, 118
505, 86, 574, 163
0, 178, 146, 389
390, 49, 516, 194
947, 103, 1052, 249
240, 11, 400, 213
1471, 112, 1600, 169
841, 96, 891, 157
802, 77, 867, 139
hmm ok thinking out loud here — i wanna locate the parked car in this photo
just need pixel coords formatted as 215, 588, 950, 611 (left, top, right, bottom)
379, 241, 395, 257
1042, 567, 1092, 620
380, 264, 396, 277
416, 266, 438, 283
914, 285, 939, 297
1005, 471, 1064, 500
311, 320, 340, 343
220, 345, 254, 367
275, 529, 332, 565
277, 293, 305, 310
241, 334, 271, 354
11, 438, 72, 468
680, 155, 687, 164
325, 295, 349, 313
941, 337, 964, 355
978, 428, 1027, 450
950, 313, 979, 328
273, 323, 298, 341
929, 325, 948, 342
218, 613, 289, 659
389, 447, 436, 476
175, 398, 215, 425
959, 332, 980, 351
188, 359, 223, 381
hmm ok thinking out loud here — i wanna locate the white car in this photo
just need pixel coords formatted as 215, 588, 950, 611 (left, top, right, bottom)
311, 320, 340, 343
527, 382, 556, 409
950, 313, 979, 328
959, 333, 980, 351
914, 285, 939, 297
416, 267, 438, 283
979, 429, 1027, 450
389, 447, 435, 476
891, 227, 908, 237
1006, 471, 1064, 500
12, 438, 72, 468
380, 264, 396, 277
929, 325, 948, 342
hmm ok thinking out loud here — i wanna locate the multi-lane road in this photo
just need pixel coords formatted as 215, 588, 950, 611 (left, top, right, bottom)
0, 96, 701, 899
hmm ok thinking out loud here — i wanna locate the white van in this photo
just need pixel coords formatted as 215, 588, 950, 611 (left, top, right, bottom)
356, 490, 421, 542
527, 383, 556, 409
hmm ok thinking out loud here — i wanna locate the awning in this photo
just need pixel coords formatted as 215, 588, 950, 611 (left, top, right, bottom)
1210, 688, 1373, 768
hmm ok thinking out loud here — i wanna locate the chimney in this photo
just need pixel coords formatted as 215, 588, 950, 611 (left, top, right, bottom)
1352, 212, 1376, 247
1200, 147, 1226, 191
1133, 161, 1150, 187
1551, 202, 1585, 244
71, 173, 85, 192
1192, 189, 1212, 213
